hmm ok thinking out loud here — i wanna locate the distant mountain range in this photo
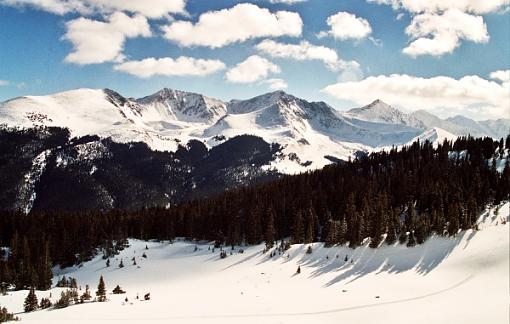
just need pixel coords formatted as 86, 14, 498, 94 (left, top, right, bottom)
2, 88, 508, 173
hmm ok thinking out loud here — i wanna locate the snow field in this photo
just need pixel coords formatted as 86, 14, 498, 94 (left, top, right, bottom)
1, 202, 507, 323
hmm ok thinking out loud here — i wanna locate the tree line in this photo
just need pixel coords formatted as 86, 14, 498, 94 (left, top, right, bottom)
0, 135, 508, 291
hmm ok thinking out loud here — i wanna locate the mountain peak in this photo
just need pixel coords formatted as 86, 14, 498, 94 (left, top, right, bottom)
347, 100, 401, 120
136, 88, 226, 124
227, 90, 298, 114
368, 98, 385, 105
345, 100, 425, 129
364, 99, 395, 111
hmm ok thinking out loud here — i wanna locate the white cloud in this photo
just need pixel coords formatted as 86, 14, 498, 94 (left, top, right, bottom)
403, 9, 489, 57
113, 57, 226, 78
0, 0, 187, 18
0, 80, 9, 86
262, 78, 288, 90
490, 70, 510, 84
63, 12, 151, 65
367, 0, 510, 15
323, 73, 510, 119
368, 1, 506, 57
255, 39, 359, 71
319, 12, 372, 40
226, 55, 281, 84
162, 3, 303, 48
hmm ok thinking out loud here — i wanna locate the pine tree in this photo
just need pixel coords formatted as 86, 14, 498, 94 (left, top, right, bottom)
369, 194, 387, 248
80, 284, 91, 303
70, 277, 78, 289
447, 202, 460, 236
37, 240, 53, 290
407, 231, 416, 247
339, 218, 348, 245
54, 290, 71, 308
324, 219, 337, 247
385, 208, 399, 245
23, 287, 38, 312
398, 231, 407, 245
346, 194, 361, 248
245, 208, 261, 245
96, 276, 107, 302
39, 297, 52, 309
112, 285, 125, 294
264, 208, 275, 249
0, 306, 17, 322
305, 206, 316, 244
292, 209, 305, 244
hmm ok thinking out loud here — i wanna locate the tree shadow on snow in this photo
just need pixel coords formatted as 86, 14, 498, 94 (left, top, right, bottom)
306, 232, 469, 287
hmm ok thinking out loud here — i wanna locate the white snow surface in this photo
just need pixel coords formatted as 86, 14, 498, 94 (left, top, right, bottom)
1, 202, 508, 324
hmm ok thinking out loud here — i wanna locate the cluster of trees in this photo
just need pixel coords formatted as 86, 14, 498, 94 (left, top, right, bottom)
0, 306, 17, 322
23, 276, 106, 313
0, 135, 507, 291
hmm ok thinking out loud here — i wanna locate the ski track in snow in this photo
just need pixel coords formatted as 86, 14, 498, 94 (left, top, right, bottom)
41, 275, 474, 321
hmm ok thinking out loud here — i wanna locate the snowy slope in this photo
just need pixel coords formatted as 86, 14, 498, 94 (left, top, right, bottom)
0, 89, 129, 137
1, 201, 508, 324
408, 127, 458, 146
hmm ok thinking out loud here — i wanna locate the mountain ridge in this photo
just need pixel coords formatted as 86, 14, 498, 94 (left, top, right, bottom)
1, 87, 508, 173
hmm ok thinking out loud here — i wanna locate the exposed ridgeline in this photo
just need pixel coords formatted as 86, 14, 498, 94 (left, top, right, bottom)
0, 135, 508, 290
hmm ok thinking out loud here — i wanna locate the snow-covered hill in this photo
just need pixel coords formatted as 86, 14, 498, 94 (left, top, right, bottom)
1, 88, 507, 173
2, 201, 508, 324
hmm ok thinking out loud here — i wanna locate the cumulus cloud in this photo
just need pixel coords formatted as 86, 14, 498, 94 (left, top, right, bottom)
0, 0, 187, 18
63, 12, 151, 65
403, 9, 489, 57
323, 73, 510, 119
368, 0, 506, 57
318, 12, 372, 40
255, 39, 359, 71
226, 55, 281, 84
162, 3, 303, 48
490, 70, 510, 84
367, 0, 510, 15
262, 78, 288, 90
0, 80, 9, 86
114, 57, 226, 78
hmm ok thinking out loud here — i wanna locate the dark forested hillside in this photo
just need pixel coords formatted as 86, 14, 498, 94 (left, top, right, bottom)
0, 134, 508, 290
0, 126, 279, 212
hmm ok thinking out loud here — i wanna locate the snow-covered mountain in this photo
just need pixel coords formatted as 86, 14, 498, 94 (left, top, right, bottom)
344, 99, 425, 129
1, 88, 508, 173
410, 110, 510, 139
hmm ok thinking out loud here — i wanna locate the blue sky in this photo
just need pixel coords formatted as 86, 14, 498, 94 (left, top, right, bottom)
0, 0, 509, 119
